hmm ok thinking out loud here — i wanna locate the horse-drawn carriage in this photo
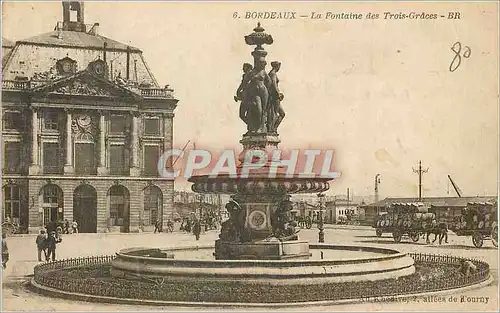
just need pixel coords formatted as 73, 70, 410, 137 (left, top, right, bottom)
450, 201, 498, 248
373, 203, 444, 243
345, 209, 360, 226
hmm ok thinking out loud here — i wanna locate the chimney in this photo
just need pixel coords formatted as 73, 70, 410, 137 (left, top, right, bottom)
62, 1, 85, 32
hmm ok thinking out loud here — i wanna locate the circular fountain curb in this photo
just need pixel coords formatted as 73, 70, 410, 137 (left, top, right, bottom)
110, 244, 416, 285
29, 274, 493, 308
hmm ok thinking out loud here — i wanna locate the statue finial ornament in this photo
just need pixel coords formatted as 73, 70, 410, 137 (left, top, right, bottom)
235, 24, 286, 136
244, 22, 273, 51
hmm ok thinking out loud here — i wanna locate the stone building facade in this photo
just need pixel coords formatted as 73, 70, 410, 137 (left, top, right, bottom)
1, 1, 178, 233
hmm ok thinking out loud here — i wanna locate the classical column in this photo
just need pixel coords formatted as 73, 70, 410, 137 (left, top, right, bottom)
97, 111, 108, 175
63, 109, 74, 174
129, 112, 141, 176
28, 108, 40, 175
163, 114, 173, 170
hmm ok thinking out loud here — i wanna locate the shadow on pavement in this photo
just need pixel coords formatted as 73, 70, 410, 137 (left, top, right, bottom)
425, 244, 498, 251
354, 235, 386, 238
356, 239, 428, 246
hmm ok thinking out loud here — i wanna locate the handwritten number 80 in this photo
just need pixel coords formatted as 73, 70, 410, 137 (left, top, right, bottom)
449, 41, 471, 72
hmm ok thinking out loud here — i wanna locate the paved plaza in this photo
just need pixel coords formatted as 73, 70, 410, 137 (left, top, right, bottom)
1, 226, 498, 312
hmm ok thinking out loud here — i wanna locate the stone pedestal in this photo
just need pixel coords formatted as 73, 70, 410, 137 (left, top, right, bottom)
214, 239, 310, 260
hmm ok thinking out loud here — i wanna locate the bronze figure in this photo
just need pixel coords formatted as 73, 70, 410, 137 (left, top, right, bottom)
267, 61, 285, 133
234, 63, 253, 128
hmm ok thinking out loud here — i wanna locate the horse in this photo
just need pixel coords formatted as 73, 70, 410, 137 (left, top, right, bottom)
425, 222, 448, 244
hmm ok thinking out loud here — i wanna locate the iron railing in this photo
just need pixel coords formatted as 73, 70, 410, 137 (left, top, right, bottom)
2, 81, 175, 99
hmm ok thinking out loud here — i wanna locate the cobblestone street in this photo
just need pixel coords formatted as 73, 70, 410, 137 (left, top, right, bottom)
1, 227, 498, 311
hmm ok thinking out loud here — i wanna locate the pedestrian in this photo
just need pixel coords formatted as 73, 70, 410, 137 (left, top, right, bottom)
64, 219, 70, 234
166, 219, 174, 232
154, 219, 162, 233
2, 233, 9, 269
45, 231, 62, 262
36, 229, 47, 261
193, 219, 201, 241
45, 220, 57, 234
459, 260, 478, 276
71, 220, 78, 234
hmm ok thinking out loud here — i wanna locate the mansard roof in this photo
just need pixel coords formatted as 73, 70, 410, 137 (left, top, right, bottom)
18, 30, 140, 52
2, 37, 15, 47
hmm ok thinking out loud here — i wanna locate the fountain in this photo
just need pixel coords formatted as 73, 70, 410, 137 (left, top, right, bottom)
108, 22, 416, 284
29, 23, 493, 307
191, 22, 330, 261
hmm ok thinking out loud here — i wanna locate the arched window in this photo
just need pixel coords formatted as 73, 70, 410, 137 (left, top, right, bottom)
109, 185, 129, 227
143, 186, 163, 226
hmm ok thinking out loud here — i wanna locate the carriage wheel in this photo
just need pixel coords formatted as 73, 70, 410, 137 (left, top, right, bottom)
409, 232, 420, 243
376, 229, 382, 237
392, 231, 402, 243
472, 232, 484, 248
492, 226, 498, 248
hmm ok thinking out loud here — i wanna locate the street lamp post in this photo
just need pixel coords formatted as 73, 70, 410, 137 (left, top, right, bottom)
375, 174, 381, 213
317, 193, 325, 243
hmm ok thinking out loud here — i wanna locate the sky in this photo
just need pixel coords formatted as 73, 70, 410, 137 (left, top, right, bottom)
2, 1, 499, 198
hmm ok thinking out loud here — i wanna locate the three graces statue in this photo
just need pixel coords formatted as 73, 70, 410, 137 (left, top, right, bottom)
234, 23, 286, 135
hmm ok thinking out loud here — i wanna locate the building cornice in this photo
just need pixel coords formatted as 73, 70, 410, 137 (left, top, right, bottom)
1, 175, 174, 182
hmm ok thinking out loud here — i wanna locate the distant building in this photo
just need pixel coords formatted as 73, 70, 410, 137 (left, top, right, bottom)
325, 198, 360, 224
359, 196, 498, 226
2, 1, 178, 233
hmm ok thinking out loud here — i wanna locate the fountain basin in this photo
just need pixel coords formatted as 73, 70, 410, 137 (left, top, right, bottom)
110, 244, 415, 285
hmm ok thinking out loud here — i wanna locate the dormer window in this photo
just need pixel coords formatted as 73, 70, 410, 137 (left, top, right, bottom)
56, 57, 77, 76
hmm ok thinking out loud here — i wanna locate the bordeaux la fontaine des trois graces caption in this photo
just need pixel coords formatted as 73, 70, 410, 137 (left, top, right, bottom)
241, 11, 444, 20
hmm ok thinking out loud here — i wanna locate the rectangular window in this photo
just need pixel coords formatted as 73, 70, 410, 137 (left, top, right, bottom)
75, 143, 96, 174
3, 185, 21, 222
43, 142, 60, 174
109, 115, 127, 134
144, 118, 160, 136
2, 112, 22, 131
109, 196, 125, 226
3, 142, 22, 174
109, 145, 127, 175
143, 145, 160, 176
144, 188, 160, 226
43, 110, 59, 130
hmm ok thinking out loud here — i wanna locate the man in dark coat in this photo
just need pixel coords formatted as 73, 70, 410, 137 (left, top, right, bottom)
193, 220, 202, 241
45, 231, 62, 261
154, 219, 162, 233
